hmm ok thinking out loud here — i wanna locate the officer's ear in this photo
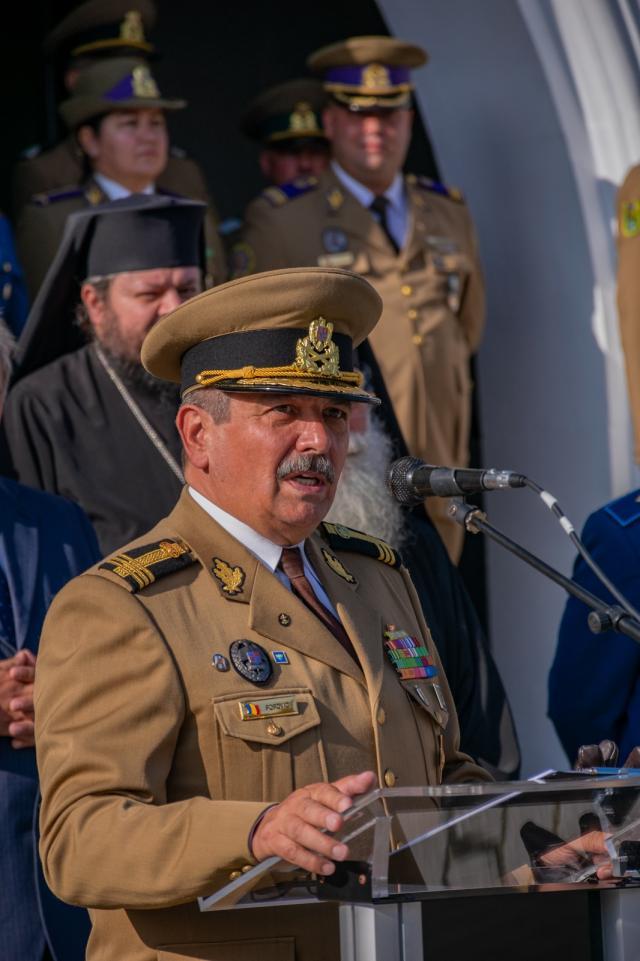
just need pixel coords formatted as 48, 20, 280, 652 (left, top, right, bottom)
321, 105, 338, 141
176, 402, 216, 473
76, 123, 100, 160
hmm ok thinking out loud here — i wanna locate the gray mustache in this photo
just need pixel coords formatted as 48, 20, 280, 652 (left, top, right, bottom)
276, 454, 336, 484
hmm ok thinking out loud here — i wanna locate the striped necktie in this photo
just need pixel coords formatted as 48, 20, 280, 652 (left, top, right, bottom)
278, 547, 357, 661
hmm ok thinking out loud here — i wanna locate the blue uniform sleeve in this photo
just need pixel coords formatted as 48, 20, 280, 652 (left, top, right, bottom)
549, 506, 640, 762
0, 215, 29, 337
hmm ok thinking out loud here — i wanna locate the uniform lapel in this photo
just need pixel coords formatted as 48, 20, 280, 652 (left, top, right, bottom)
306, 534, 384, 702
320, 169, 392, 258
167, 490, 365, 685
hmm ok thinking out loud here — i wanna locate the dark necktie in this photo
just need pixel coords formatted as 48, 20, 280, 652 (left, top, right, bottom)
369, 195, 399, 253
278, 547, 358, 661
0, 566, 16, 656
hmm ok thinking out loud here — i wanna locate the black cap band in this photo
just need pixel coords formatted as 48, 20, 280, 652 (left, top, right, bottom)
181, 327, 353, 395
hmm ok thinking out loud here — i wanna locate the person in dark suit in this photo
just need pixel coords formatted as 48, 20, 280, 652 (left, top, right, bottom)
0, 318, 100, 961
549, 489, 640, 764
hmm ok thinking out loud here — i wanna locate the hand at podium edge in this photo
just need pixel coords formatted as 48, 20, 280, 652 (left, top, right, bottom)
251, 770, 377, 877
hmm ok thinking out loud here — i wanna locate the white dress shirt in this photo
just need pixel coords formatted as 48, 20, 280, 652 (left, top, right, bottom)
93, 172, 155, 201
331, 160, 409, 250
189, 487, 340, 618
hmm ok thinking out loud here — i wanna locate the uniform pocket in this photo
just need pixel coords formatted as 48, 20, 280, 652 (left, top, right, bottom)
212, 688, 326, 801
158, 936, 294, 961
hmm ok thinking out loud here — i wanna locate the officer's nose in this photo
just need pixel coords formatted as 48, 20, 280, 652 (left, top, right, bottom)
295, 416, 331, 454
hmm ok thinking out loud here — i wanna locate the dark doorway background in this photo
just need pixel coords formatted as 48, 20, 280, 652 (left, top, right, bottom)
1, 0, 487, 629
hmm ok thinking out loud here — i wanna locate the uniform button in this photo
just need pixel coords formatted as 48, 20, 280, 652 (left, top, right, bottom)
3, 262, 11, 273
401, 284, 413, 296
242, 864, 252, 873
412, 334, 424, 346
384, 769, 397, 787
377, 707, 386, 725
407, 308, 418, 321
278, 613, 291, 627
267, 722, 284, 737
229, 870, 242, 881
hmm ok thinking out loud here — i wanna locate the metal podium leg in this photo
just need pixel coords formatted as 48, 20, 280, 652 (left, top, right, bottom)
601, 889, 640, 961
339, 902, 423, 961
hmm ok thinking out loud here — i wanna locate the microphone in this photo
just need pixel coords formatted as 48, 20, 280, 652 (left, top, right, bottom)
388, 456, 527, 505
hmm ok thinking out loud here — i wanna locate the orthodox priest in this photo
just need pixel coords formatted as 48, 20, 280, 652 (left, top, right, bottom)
1, 195, 205, 554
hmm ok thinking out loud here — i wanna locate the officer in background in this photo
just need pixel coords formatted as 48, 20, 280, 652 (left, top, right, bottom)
617, 164, 640, 462
16, 57, 225, 298
35, 267, 488, 961
220, 78, 330, 259
234, 37, 485, 562
242, 78, 330, 188
12, 0, 217, 223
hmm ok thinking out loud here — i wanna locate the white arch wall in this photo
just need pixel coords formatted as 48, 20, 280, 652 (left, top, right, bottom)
378, 0, 640, 774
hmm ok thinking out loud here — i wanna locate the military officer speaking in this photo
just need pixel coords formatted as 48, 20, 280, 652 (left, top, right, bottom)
234, 37, 485, 561
35, 267, 487, 961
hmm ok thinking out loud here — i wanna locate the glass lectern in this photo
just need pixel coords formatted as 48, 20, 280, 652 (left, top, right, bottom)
199, 774, 640, 961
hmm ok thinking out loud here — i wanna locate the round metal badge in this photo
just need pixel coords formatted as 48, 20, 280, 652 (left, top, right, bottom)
229, 640, 272, 685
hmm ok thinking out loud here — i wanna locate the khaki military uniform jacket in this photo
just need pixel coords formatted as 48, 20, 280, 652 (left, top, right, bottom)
236, 169, 485, 560
617, 164, 640, 461
16, 172, 226, 301
35, 488, 486, 961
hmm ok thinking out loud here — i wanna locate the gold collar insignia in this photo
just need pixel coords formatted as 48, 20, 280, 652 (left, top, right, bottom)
212, 557, 245, 596
321, 547, 356, 584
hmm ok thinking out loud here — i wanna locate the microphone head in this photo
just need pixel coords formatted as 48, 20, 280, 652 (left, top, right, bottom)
387, 456, 425, 506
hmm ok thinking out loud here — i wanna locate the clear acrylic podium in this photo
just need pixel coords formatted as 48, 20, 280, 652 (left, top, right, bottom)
199, 774, 640, 961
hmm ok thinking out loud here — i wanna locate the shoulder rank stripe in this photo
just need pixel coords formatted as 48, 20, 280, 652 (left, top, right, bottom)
260, 176, 318, 207
409, 174, 464, 204
321, 522, 401, 568
99, 538, 195, 592
32, 186, 85, 207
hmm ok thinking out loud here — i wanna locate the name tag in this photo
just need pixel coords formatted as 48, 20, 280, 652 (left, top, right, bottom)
238, 695, 299, 720
317, 251, 355, 268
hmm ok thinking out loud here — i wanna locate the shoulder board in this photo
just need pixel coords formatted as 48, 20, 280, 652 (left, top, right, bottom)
260, 176, 319, 208
98, 538, 197, 593
603, 490, 640, 528
408, 174, 465, 204
321, 522, 401, 569
31, 185, 84, 207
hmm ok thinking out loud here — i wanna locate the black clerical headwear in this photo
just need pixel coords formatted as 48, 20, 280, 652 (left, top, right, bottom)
13, 195, 205, 383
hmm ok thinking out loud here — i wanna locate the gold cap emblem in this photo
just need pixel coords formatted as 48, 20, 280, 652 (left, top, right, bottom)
132, 64, 160, 99
362, 63, 390, 90
295, 318, 339, 376
120, 10, 146, 43
289, 101, 319, 134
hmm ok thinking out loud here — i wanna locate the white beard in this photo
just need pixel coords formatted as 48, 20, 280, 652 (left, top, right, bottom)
326, 416, 407, 548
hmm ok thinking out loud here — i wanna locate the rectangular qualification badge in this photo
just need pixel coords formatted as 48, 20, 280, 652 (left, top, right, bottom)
238, 696, 299, 720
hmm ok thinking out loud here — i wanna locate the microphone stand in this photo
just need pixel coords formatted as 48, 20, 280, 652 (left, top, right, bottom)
448, 499, 640, 644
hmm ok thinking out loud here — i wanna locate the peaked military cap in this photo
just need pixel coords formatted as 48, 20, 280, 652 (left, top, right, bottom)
308, 35, 427, 110
13, 195, 205, 383
142, 267, 382, 404
59, 56, 185, 129
44, 0, 157, 60
241, 78, 327, 147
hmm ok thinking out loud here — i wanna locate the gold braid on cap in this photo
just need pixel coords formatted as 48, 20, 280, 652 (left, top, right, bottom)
184, 318, 364, 394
